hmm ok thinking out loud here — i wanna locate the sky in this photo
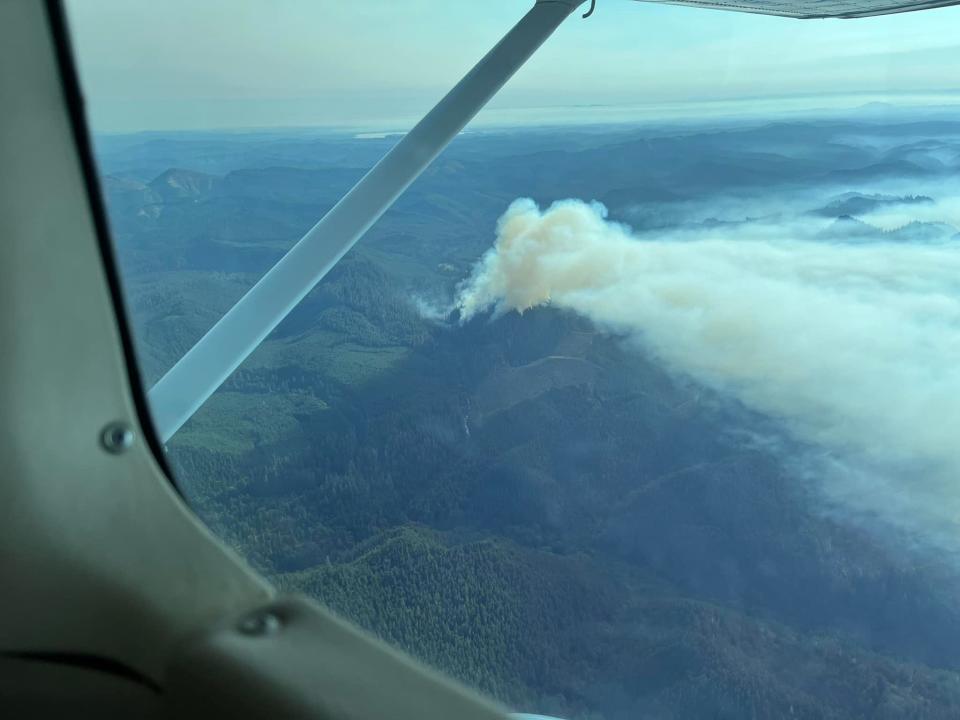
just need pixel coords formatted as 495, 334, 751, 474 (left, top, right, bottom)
66, 0, 960, 132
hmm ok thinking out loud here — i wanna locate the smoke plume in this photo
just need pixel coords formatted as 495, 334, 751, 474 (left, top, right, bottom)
457, 198, 960, 549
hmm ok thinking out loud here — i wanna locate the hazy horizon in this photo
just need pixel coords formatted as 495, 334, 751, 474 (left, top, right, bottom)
83, 94, 960, 141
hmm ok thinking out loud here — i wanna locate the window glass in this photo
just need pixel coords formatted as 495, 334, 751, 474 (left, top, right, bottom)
68, 2, 960, 717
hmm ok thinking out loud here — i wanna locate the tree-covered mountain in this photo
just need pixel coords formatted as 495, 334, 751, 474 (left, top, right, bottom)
97, 116, 960, 719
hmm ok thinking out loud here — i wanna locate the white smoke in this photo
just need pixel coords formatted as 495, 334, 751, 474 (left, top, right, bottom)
411, 293, 452, 324
861, 196, 960, 232
457, 198, 960, 549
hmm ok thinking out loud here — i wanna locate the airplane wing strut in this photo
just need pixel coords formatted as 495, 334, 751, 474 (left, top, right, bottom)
148, 0, 587, 441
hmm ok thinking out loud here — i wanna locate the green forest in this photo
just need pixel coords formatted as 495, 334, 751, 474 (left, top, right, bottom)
98, 118, 960, 719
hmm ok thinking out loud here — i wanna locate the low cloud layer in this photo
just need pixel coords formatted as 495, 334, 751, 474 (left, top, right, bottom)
457, 198, 960, 550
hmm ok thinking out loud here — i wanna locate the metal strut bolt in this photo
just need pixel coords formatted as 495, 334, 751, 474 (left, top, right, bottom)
101, 422, 135, 454
238, 610, 282, 636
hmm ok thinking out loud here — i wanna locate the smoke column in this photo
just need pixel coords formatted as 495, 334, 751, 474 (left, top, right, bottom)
457, 198, 960, 549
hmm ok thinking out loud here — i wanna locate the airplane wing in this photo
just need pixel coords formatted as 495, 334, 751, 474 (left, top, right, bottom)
634, 0, 960, 19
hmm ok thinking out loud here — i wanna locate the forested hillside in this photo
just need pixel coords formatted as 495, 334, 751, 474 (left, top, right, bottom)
98, 116, 960, 718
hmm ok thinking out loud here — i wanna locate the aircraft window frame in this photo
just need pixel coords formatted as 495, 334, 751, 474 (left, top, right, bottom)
46, 0, 179, 490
